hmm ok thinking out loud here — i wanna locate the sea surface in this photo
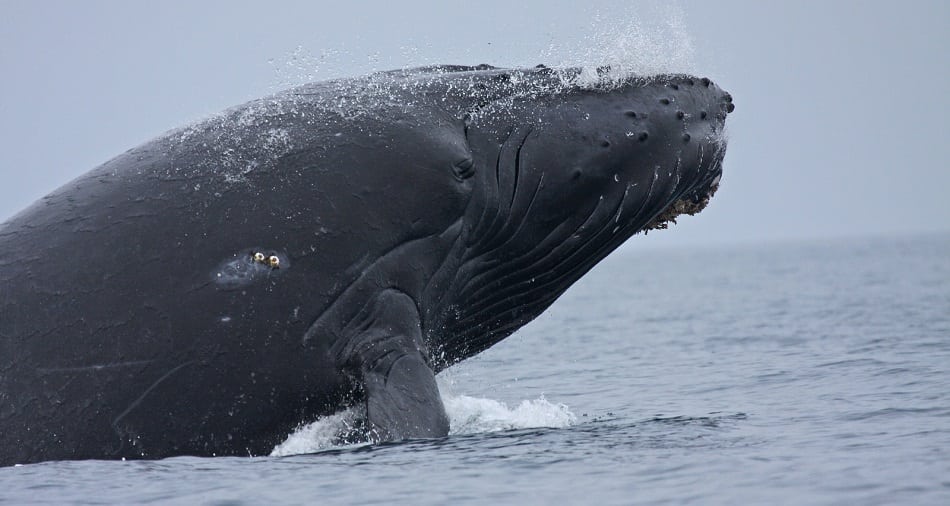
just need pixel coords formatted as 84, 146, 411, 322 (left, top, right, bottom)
1, 233, 948, 505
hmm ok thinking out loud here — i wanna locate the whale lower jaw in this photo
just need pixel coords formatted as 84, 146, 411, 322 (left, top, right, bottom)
641, 181, 719, 233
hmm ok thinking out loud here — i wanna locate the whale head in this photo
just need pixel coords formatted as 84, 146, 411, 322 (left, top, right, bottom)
415, 66, 733, 365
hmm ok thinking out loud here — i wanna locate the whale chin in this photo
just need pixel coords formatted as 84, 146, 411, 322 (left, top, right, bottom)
642, 184, 717, 233
641, 165, 723, 234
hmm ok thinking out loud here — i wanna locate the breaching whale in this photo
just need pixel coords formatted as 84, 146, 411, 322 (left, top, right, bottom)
0, 64, 733, 465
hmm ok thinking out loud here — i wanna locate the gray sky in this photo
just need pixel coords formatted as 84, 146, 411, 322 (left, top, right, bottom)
1, 0, 947, 249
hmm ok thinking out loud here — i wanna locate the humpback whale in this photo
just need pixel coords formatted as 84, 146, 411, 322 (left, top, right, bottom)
0, 64, 733, 465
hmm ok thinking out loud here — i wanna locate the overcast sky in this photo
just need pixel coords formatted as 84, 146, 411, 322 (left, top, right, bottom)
1, 0, 947, 249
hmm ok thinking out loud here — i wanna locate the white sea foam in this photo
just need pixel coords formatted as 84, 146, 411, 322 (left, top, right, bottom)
444, 395, 577, 435
270, 393, 576, 457
270, 407, 362, 457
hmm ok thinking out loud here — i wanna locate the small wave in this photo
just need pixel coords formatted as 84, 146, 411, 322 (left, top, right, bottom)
270, 394, 576, 457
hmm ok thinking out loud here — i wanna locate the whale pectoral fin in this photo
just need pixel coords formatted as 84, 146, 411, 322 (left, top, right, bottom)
363, 351, 449, 441
335, 288, 449, 441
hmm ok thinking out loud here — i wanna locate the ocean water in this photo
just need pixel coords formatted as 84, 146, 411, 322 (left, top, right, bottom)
1, 233, 948, 505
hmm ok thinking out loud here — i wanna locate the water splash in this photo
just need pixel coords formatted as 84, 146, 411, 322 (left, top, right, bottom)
266, 3, 695, 92
270, 407, 362, 457
269, 394, 576, 457
268, 46, 345, 90
548, 4, 696, 87
445, 395, 577, 435
170, 4, 699, 188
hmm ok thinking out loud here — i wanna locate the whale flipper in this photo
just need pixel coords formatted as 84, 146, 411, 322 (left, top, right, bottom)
364, 351, 449, 440
334, 289, 449, 441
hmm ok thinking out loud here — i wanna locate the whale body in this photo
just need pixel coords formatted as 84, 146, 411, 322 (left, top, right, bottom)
0, 65, 733, 465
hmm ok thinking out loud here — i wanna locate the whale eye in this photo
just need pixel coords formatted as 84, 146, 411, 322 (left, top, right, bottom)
453, 157, 476, 180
